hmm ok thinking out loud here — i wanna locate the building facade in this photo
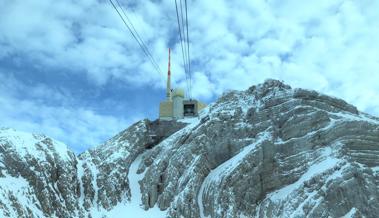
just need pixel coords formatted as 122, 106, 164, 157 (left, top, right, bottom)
159, 49, 206, 120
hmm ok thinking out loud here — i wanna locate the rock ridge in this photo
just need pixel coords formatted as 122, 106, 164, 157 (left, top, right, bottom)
0, 79, 379, 218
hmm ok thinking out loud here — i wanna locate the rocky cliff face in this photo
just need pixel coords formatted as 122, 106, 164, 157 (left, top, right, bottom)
0, 128, 79, 217
1, 79, 379, 218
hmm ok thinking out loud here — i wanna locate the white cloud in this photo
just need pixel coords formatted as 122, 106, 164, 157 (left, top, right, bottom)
185, 0, 379, 116
0, 0, 169, 87
1, 0, 378, 95
0, 73, 140, 153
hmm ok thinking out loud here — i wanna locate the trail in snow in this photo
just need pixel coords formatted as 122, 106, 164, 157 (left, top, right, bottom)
91, 153, 166, 218
128, 154, 146, 210
76, 160, 85, 212
197, 132, 271, 218
87, 160, 100, 208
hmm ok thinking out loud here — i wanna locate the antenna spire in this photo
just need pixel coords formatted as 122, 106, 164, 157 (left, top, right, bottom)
166, 48, 172, 101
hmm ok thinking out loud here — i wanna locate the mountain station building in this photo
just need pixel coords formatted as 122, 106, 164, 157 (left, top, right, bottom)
159, 49, 206, 120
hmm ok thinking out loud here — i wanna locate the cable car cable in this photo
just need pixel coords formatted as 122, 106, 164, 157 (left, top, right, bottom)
184, 0, 192, 99
175, 0, 190, 96
109, 0, 163, 77
114, 0, 163, 78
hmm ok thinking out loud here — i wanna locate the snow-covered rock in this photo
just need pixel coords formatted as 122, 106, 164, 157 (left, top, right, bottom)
0, 128, 80, 217
1, 79, 379, 217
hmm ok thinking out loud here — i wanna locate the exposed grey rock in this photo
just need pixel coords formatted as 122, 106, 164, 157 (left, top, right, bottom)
1, 79, 379, 218
77, 119, 186, 212
0, 119, 186, 217
139, 80, 379, 218
0, 129, 81, 217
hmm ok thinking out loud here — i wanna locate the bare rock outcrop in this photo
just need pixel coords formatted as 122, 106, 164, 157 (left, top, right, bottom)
139, 79, 379, 218
0, 129, 81, 217
1, 79, 379, 218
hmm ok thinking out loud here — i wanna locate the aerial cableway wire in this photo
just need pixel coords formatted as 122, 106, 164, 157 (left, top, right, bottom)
180, 0, 192, 99
179, 0, 190, 98
175, 0, 193, 99
184, 0, 192, 99
114, 0, 162, 76
109, 0, 164, 78
116, 0, 162, 73
175, 0, 190, 98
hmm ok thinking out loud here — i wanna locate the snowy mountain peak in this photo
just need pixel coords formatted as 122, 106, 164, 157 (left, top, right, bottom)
0, 128, 73, 162
1, 79, 379, 217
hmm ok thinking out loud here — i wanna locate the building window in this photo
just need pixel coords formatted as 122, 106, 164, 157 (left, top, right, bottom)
184, 104, 195, 116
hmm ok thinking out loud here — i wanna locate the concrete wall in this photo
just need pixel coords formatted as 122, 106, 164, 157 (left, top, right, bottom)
173, 95, 184, 119
160, 98, 207, 120
159, 101, 173, 120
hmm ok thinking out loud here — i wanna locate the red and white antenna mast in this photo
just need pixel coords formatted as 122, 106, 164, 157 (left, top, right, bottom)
166, 48, 172, 101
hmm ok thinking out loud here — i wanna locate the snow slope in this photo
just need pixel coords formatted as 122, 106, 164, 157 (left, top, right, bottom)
91, 154, 167, 218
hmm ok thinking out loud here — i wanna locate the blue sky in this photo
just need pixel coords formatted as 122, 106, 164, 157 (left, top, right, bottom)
1, 0, 379, 153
